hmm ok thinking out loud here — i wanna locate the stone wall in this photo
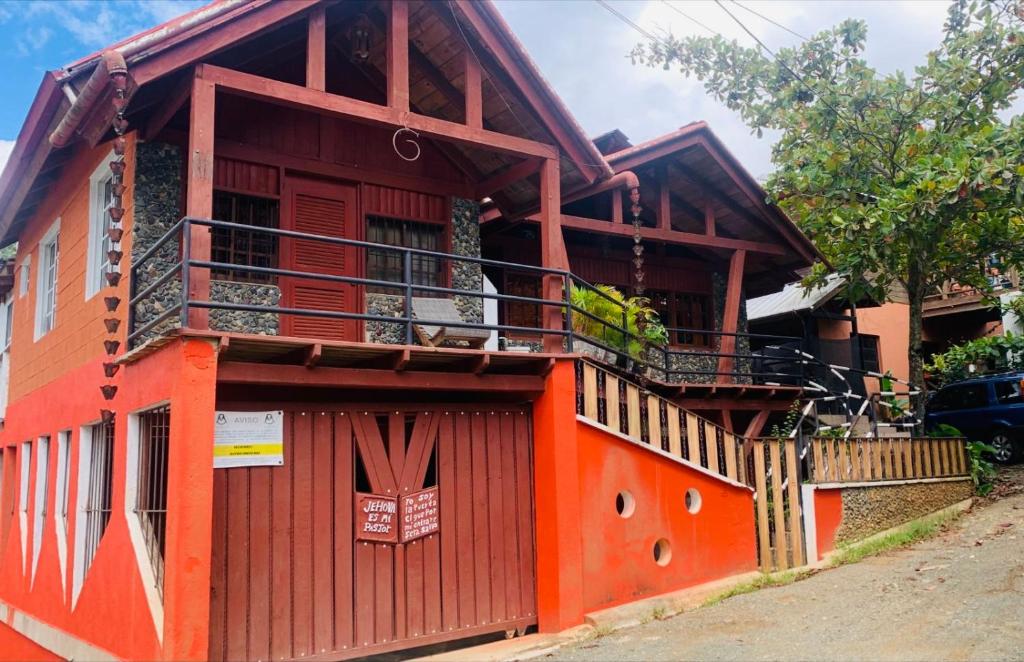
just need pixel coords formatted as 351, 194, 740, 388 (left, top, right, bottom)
833, 479, 974, 545
365, 198, 483, 345
131, 141, 280, 346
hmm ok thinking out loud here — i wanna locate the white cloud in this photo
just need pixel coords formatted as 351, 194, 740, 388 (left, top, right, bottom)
0, 140, 15, 174
15, 25, 54, 57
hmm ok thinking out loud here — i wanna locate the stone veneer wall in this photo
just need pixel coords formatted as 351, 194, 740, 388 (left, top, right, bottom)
833, 479, 974, 545
365, 198, 483, 345
131, 142, 279, 347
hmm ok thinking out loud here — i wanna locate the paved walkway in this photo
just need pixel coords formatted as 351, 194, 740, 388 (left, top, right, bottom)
545, 467, 1024, 662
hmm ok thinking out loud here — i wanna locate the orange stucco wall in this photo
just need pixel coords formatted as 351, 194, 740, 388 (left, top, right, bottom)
8, 135, 135, 403
0, 338, 217, 661
818, 302, 911, 393
812, 488, 844, 560
576, 422, 758, 612
0, 622, 62, 661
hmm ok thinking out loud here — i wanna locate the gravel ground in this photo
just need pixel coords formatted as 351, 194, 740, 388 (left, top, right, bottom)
545, 466, 1024, 662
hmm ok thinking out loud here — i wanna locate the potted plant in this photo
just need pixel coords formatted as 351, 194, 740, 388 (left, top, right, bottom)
569, 283, 668, 369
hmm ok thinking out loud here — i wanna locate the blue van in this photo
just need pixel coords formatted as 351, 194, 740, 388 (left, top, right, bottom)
925, 373, 1024, 463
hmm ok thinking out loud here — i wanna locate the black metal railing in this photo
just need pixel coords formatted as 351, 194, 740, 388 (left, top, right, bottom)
127, 216, 816, 386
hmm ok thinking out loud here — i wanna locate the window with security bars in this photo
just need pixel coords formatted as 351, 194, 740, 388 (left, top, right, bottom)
82, 419, 114, 578
211, 192, 279, 283
366, 216, 444, 293
136, 407, 169, 597
503, 271, 542, 336
650, 291, 713, 346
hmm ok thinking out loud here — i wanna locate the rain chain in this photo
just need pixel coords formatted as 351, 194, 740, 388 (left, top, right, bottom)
99, 61, 130, 423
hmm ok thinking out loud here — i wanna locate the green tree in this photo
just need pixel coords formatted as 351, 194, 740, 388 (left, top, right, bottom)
632, 0, 1024, 407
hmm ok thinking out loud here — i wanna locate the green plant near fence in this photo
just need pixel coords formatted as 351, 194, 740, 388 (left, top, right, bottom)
569, 283, 668, 360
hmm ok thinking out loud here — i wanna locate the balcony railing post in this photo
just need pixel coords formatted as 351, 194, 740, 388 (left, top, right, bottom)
403, 249, 414, 346
180, 218, 191, 329
563, 273, 573, 353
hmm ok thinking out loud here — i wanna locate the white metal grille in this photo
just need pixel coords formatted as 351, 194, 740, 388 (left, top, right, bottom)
136, 407, 170, 597
82, 420, 114, 575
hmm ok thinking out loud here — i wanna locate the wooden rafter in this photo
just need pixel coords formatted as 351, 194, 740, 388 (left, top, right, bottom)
559, 214, 786, 256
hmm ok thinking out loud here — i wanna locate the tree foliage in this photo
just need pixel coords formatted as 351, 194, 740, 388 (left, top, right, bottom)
631, 0, 1024, 393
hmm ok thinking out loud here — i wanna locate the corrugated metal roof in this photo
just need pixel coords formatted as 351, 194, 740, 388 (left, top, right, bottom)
746, 273, 847, 322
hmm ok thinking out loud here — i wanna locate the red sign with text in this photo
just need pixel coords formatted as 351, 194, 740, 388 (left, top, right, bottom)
355, 492, 399, 543
400, 487, 440, 543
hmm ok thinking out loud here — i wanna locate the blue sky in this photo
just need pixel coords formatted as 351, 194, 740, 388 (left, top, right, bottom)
0, 0, 1020, 179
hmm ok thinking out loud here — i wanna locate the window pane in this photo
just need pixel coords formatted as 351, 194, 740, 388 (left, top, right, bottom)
211, 192, 280, 284
366, 216, 444, 293
945, 384, 988, 410
995, 380, 1023, 404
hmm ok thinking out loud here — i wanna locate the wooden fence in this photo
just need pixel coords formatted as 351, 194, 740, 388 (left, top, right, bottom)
577, 361, 744, 484
749, 438, 804, 572
808, 437, 969, 483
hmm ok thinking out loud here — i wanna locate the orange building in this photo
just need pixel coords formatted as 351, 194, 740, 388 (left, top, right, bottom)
0, 2, 857, 660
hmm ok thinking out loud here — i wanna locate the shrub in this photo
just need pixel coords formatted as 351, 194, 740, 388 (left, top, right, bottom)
569, 283, 668, 360
925, 332, 1024, 385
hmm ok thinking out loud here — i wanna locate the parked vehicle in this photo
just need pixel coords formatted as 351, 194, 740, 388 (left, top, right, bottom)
925, 372, 1024, 463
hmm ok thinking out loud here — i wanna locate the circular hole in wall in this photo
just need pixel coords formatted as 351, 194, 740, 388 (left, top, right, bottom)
653, 538, 672, 566
615, 490, 636, 518
685, 488, 703, 514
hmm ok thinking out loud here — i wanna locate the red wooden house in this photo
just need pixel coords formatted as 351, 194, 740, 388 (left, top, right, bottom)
0, 2, 829, 660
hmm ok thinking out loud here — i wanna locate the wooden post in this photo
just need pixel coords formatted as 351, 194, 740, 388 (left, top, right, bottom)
464, 49, 482, 129
611, 189, 623, 223
704, 199, 715, 236
387, 0, 409, 112
306, 6, 326, 91
657, 165, 671, 230
716, 249, 746, 382
186, 71, 215, 329
540, 158, 566, 353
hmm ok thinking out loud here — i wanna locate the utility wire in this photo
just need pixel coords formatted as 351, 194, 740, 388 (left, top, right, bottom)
596, 0, 663, 44
658, 0, 717, 37
730, 0, 809, 42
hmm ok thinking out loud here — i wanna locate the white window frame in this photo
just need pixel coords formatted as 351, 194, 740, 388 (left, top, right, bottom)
19, 440, 31, 574
72, 420, 115, 609
125, 407, 166, 640
34, 219, 60, 341
31, 435, 50, 585
86, 153, 116, 300
18, 255, 30, 299
54, 430, 72, 596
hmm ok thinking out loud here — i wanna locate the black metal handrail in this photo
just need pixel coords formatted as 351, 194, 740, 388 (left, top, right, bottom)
126, 216, 811, 386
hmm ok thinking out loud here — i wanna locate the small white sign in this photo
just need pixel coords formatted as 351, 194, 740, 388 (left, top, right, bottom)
213, 410, 284, 468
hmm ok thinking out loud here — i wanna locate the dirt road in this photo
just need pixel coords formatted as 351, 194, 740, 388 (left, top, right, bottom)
545, 468, 1024, 662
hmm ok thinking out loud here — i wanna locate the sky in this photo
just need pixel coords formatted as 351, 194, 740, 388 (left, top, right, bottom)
0, 0, 1020, 180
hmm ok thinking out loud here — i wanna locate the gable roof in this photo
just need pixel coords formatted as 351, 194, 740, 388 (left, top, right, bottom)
746, 273, 848, 323
0, 0, 611, 245
605, 121, 823, 269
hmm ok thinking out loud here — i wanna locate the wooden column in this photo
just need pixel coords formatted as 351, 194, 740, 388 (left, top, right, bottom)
186, 71, 215, 329
387, 0, 409, 112
540, 158, 566, 353
657, 165, 671, 230
704, 199, 715, 236
306, 6, 326, 91
611, 189, 623, 223
716, 249, 746, 382
464, 50, 482, 129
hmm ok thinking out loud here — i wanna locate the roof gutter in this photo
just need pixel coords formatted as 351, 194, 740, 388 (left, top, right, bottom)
560, 170, 640, 207
49, 51, 126, 148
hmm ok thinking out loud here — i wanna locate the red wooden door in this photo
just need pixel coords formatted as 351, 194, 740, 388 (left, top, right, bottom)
280, 177, 361, 340
208, 405, 537, 661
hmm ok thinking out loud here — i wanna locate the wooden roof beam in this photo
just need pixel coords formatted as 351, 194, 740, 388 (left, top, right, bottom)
199, 63, 558, 159
559, 214, 787, 256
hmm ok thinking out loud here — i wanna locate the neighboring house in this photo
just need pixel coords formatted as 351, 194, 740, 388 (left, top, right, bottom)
0, 3, 848, 661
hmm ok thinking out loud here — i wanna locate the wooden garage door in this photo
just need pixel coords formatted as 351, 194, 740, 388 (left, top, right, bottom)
208, 405, 536, 661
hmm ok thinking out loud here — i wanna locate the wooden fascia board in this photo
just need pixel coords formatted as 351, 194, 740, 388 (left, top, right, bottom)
559, 214, 787, 256
199, 64, 558, 160
128, 0, 319, 86
216, 361, 546, 392
454, 1, 608, 184
0, 72, 63, 243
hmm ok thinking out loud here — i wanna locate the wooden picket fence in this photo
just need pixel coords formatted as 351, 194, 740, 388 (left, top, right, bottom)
577, 361, 745, 483
749, 438, 804, 572
808, 436, 969, 483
